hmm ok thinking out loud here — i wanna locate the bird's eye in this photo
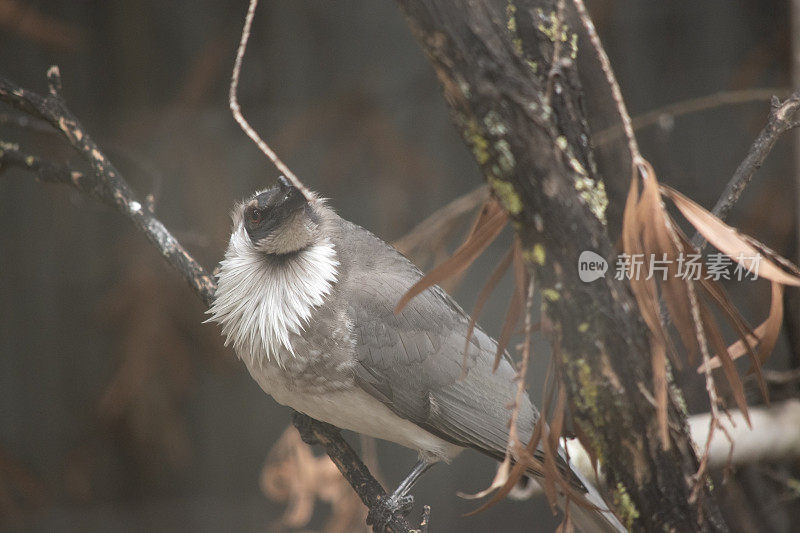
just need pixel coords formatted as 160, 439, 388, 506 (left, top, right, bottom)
246, 206, 263, 225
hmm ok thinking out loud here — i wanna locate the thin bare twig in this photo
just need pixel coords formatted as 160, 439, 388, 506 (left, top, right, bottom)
688, 269, 725, 501
572, 0, 644, 172
692, 89, 800, 249
229, 0, 311, 198
594, 88, 790, 146
0, 141, 86, 185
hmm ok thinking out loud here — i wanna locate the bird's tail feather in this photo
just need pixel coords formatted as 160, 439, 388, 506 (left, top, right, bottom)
528, 460, 627, 532
565, 466, 627, 533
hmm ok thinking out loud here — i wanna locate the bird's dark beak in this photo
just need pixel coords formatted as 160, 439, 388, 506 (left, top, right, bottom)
246, 177, 317, 252
275, 175, 311, 203
271, 176, 306, 212
277, 175, 303, 201
277, 175, 292, 191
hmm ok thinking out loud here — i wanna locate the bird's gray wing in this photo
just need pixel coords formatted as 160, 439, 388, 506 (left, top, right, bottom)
338, 223, 538, 458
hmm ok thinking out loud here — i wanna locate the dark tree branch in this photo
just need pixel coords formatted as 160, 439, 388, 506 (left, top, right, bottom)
0, 70, 420, 533
692, 89, 800, 249
396, 0, 725, 530
0, 67, 216, 307
292, 413, 417, 533
0, 140, 87, 186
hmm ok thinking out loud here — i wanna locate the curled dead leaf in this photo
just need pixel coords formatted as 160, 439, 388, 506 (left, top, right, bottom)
700, 282, 785, 373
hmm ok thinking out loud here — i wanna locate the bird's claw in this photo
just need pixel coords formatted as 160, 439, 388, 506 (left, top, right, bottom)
392, 494, 415, 514
367, 494, 415, 531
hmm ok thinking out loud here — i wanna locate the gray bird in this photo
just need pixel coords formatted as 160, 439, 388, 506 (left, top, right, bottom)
208, 176, 625, 532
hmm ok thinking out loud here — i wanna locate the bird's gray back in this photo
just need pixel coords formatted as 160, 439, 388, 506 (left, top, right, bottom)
332, 217, 539, 459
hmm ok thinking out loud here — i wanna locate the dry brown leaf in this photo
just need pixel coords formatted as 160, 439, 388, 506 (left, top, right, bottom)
621, 163, 672, 448
556, 510, 575, 533
394, 186, 490, 270
639, 172, 677, 447
701, 281, 785, 372
457, 455, 513, 500
624, 173, 663, 339
395, 198, 508, 313
660, 184, 798, 394
465, 378, 549, 516
493, 242, 529, 371
464, 460, 532, 517
698, 304, 751, 426
695, 276, 766, 400
541, 387, 569, 509
657, 228, 765, 398
661, 185, 800, 287
615, 162, 783, 449
463, 244, 514, 378
741, 281, 784, 370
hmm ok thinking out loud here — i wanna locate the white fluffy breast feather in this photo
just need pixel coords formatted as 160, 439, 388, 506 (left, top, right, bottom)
207, 223, 339, 368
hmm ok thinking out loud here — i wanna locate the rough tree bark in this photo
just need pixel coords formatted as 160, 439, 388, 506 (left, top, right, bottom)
395, 1, 726, 530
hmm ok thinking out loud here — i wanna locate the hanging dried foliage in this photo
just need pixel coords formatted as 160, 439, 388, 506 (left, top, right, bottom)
394, 197, 508, 313
394, 153, 800, 524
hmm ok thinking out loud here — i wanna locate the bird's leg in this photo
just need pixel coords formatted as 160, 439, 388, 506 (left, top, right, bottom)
390, 459, 435, 503
368, 459, 435, 530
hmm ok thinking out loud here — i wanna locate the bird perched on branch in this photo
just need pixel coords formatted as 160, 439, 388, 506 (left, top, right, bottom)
208, 176, 625, 532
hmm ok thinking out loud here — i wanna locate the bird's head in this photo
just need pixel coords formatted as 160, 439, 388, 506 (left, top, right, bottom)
212, 177, 338, 366
235, 176, 322, 255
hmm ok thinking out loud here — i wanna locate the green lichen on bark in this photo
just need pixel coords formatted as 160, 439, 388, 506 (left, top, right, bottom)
505, 1, 517, 33
574, 175, 608, 224
464, 118, 490, 165
487, 175, 522, 214
521, 243, 546, 265
575, 358, 599, 415
535, 8, 568, 42
558, 355, 606, 464
494, 139, 515, 173
613, 482, 640, 530
568, 32, 578, 59
505, 1, 523, 53
553, 134, 608, 224
541, 287, 560, 301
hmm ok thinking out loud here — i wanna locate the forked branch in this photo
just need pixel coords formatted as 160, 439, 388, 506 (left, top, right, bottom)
0, 70, 418, 533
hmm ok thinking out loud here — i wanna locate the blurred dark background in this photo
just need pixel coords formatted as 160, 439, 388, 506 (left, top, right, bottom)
0, 1, 797, 531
